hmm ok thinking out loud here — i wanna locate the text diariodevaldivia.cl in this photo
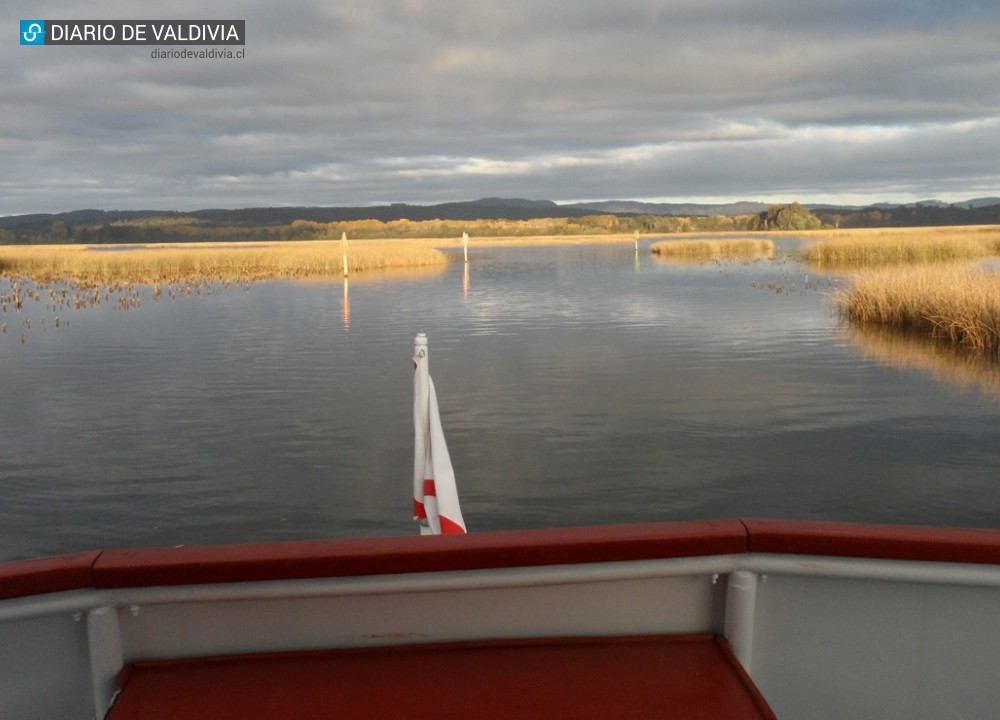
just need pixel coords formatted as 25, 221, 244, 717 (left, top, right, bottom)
150, 48, 245, 60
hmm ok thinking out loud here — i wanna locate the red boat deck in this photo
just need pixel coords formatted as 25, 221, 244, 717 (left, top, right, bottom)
106, 634, 775, 720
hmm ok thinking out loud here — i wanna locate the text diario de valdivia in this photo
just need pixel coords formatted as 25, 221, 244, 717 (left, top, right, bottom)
44, 21, 245, 45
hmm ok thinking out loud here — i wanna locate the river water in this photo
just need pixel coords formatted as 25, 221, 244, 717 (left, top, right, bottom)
1, 240, 997, 561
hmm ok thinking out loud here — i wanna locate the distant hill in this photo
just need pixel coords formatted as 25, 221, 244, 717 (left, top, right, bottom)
954, 197, 1000, 209
807, 198, 1000, 212
565, 200, 770, 216
2, 196, 998, 244
810, 201, 1000, 228
473, 197, 561, 209
0, 199, 592, 233
184, 199, 592, 225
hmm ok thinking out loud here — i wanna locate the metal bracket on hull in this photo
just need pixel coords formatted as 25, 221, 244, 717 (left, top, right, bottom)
87, 606, 123, 720
723, 569, 758, 673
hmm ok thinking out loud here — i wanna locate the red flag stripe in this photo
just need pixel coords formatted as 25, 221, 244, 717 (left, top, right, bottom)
439, 516, 466, 534
423, 479, 437, 497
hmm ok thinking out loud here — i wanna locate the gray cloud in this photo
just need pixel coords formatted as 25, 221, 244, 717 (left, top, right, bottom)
2, 0, 999, 214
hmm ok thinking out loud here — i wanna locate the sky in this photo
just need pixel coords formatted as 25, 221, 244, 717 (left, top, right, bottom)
3, 0, 1000, 215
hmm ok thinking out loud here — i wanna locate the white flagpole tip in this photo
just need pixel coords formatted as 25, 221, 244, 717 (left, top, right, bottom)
415, 333, 427, 346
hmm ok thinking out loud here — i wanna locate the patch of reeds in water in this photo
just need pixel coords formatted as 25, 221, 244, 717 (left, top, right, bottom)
802, 226, 1000, 269
651, 238, 775, 259
0, 240, 449, 286
834, 266, 1000, 357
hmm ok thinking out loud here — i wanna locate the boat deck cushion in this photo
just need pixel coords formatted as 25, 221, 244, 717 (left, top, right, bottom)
107, 634, 775, 720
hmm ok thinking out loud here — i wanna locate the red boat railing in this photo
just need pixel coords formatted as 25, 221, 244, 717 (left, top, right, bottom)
3, 519, 999, 601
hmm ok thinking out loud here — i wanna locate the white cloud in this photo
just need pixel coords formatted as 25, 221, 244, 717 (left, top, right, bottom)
1, 0, 998, 213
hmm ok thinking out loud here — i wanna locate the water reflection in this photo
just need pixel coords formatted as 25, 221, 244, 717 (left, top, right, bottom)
289, 264, 447, 286
2, 243, 998, 562
342, 278, 351, 331
843, 324, 1000, 399
803, 256, 990, 275
0, 264, 449, 346
651, 254, 773, 267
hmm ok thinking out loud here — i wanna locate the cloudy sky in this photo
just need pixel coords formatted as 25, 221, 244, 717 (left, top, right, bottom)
3, 0, 999, 215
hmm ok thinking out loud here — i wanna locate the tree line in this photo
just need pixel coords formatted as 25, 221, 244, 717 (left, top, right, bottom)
0, 212, 773, 245
3, 200, 998, 245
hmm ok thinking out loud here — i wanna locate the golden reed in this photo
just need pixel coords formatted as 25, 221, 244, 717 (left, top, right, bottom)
651, 238, 775, 258
0, 240, 449, 286
834, 266, 1000, 357
802, 226, 1000, 269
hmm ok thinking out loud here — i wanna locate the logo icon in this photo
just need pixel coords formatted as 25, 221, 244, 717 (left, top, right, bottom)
21, 20, 46, 45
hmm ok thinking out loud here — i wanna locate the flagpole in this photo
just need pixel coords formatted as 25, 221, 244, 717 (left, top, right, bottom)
413, 333, 431, 534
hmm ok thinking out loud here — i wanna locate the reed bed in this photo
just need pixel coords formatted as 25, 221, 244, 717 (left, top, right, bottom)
0, 240, 449, 286
802, 225, 1000, 243
834, 266, 1000, 357
802, 226, 1000, 269
651, 238, 775, 258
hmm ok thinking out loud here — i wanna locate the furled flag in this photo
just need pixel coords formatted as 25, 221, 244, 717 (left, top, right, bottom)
413, 333, 467, 535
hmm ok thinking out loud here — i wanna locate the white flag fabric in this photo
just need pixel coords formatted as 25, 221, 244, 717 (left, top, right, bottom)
413, 334, 467, 535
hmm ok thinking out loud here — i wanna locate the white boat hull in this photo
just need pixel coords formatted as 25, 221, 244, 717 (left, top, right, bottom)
2, 519, 999, 719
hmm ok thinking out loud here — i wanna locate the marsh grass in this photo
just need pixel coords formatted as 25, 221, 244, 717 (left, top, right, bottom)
651, 238, 775, 259
802, 226, 1000, 269
834, 266, 1000, 357
0, 240, 449, 286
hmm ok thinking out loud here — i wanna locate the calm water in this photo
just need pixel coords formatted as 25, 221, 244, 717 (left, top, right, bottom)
1, 241, 998, 561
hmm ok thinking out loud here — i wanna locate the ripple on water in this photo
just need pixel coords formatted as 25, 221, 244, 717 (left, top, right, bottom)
2, 246, 999, 560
